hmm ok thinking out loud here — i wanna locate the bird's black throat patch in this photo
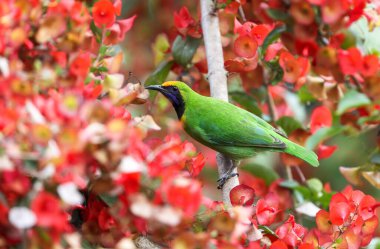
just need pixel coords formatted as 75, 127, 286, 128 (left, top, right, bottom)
161, 86, 185, 120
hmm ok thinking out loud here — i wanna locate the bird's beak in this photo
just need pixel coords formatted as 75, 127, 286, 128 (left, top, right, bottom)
145, 85, 165, 92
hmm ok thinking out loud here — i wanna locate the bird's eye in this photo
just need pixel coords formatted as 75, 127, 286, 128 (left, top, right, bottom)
173, 87, 179, 92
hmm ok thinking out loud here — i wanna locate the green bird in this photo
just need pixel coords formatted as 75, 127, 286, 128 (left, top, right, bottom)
146, 81, 319, 187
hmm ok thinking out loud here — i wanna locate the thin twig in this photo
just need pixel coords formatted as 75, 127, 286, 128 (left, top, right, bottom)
294, 166, 306, 183
286, 166, 293, 180
263, 67, 277, 122
238, 5, 247, 22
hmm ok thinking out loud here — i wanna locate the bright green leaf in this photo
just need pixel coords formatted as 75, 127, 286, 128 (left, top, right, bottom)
336, 90, 371, 115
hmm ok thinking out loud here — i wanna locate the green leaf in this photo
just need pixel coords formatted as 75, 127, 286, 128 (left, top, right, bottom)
276, 116, 303, 135
241, 163, 279, 185
172, 36, 201, 67
99, 194, 118, 206
318, 191, 333, 209
229, 91, 262, 116
258, 225, 278, 238
279, 179, 299, 189
90, 21, 102, 43
99, 45, 108, 56
81, 239, 97, 249
265, 9, 290, 22
305, 126, 344, 150
145, 60, 174, 86
336, 90, 371, 115
306, 178, 323, 194
264, 61, 284, 85
262, 25, 286, 52
298, 85, 315, 103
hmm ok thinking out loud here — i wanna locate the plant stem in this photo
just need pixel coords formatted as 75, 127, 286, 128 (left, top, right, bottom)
238, 5, 247, 22
263, 67, 277, 122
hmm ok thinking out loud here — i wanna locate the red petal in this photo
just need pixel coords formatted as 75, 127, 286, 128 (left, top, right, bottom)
233, 35, 258, 58
230, 184, 255, 206
329, 202, 350, 225
279, 51, 301, 83
317, 144, 337, 159
113, 0, 122, 16
270, 240, 288, 249
338, 48, 363, 75
310, 106, 332, 133
188, 153, 205, 177
250, 24, 270, 46
361, 54, 378, 77
316, 210, 333, 233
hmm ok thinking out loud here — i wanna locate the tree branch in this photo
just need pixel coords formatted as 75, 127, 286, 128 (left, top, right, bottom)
200, 0, 239, 206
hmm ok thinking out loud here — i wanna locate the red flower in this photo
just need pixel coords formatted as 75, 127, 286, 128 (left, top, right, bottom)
0, 170, 31, 205
104, 15, 137, 45
316, 209, 333, 233
174, 7, 194, 30
321, 0, 348, 24
310, 106, 332, 133
361, 54, 378, 77
234, 35, 258, 58
290, 2, 315, 25
317, 144, 337, 159
229, 184, 255, 206
31, 191, 68, 230
187, 153, 205, 177
270, 240, 288, 249
70, 52, 92, 78
279, 51, 309, 83
338, 48, 363, 75
256, 193, 279, 225
224, 56, 259, 72
166, 177, 202, 217
173, 6, 201, 38
250, 24, 270, 46
98, 208, 116, 231
92, 0, 116, 28
276, 215, 306, 247
116, 172, 141, 195
329, 193, 351, 225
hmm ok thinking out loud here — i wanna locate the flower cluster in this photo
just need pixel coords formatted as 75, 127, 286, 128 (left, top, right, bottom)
314, 186, 379, 248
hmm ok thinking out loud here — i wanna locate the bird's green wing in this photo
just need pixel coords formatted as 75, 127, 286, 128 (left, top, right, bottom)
196, 101, 286, 149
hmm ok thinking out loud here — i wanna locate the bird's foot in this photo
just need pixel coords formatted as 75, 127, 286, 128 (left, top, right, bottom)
217, 173, 239, 189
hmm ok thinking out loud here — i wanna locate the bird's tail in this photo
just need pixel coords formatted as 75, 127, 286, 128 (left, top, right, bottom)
283, 140, 319, 167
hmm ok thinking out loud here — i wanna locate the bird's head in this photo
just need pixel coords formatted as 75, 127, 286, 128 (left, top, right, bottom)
145, 81, 192, 119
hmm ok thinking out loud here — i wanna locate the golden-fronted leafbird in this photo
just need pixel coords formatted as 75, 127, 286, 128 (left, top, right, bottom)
146, 81, 319, 187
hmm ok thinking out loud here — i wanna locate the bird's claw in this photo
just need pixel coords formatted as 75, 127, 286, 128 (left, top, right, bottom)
217, 173, 239, 189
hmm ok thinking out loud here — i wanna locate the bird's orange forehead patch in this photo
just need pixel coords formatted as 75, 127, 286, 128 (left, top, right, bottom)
162, 81, 178, 87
